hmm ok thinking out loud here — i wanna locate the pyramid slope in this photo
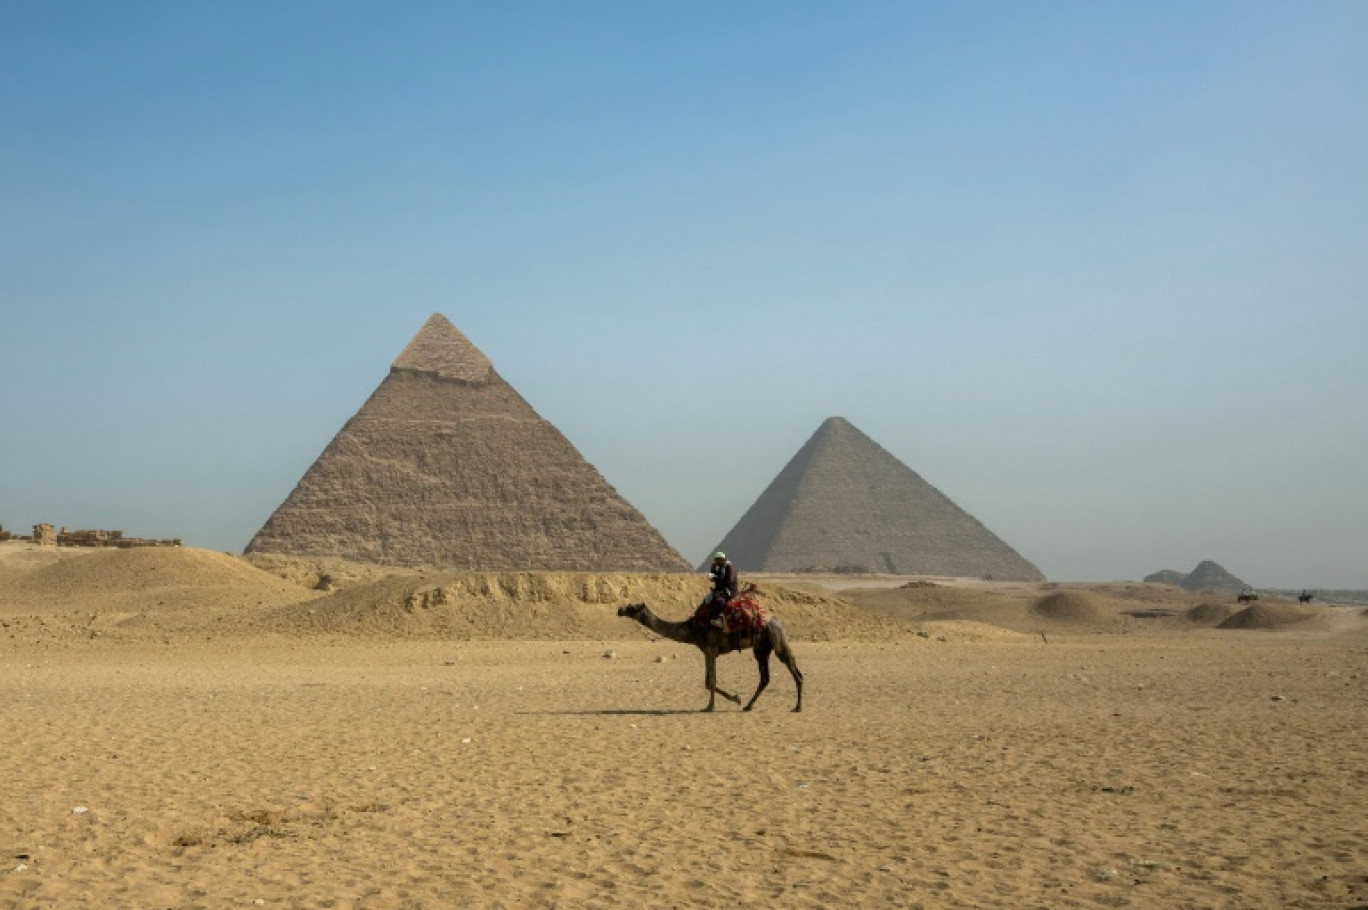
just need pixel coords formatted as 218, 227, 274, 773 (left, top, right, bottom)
1179, 560, 1247, 594
707, 417, 1043, 581
247, 315, 690, 572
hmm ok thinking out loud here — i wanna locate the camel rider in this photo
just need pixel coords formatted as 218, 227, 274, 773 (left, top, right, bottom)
705, 551, 738, 627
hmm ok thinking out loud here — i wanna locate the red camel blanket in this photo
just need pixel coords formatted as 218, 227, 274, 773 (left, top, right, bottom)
693, 590, 770, 633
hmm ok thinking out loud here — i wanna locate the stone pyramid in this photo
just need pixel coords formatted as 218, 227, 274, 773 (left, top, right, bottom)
246, 314, 691, 572
1143, 569, 1188, 586
705, 417, 1044, 580
1178, 560, 1247, 594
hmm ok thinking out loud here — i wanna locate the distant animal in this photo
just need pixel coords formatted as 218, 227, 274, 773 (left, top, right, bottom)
1238, 589, 1259, 604
1298, 591, 1313, 604
616, 597, 804, 712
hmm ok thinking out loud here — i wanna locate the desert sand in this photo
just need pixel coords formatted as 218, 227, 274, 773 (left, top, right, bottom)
1, 542, 1366, 909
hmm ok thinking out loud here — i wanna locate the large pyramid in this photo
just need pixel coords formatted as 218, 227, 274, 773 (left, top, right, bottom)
246, 314, 691, 572
705, 417, 1044, 580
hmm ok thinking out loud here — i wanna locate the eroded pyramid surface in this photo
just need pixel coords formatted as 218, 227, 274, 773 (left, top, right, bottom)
246, 314, 690, 572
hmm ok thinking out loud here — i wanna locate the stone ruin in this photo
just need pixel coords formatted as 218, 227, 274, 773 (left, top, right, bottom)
59, 528, 182, 548
16, 523, 181, 549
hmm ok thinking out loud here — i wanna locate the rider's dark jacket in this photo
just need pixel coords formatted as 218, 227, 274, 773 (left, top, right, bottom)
708, 560, 738, 603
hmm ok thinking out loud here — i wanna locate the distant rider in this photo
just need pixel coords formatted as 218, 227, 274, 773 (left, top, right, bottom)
704, 551, 738, 627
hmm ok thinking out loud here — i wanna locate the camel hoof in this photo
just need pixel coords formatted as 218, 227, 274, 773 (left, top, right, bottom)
792, 706, 802, 713
743, 706, 753, 712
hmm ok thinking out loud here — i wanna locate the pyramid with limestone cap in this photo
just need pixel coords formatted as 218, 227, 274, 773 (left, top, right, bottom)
246, 314, 690, 572
390, 314, 494, 383
705, 417, 1044, 580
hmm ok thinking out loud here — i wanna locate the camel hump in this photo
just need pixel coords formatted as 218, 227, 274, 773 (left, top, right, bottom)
723, 593, 770, 633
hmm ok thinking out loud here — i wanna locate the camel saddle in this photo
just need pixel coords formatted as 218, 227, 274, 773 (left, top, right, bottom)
693, 590, 770, 634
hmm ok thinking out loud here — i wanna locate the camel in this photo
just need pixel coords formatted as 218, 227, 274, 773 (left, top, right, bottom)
616, 601, 804, 713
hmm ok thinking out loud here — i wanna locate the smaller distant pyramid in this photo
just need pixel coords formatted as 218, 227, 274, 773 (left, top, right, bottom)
1178, 560, 1247, 594
1146, 561, 1247, 593
704, 417, 1043, 580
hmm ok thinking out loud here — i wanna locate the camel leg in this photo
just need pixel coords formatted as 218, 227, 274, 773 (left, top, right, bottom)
743, 640, 772, 711
702, 650, 741, 712
703, 651, 719, 712
773, 630, 804, 712
784, 654, 803, 712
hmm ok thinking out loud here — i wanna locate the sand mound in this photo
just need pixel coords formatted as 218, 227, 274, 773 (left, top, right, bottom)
749, 584, 920, 641
1187, 602, 1239, 625
0, 547, 316, 628
0, 547, 321, 641
0, 547, 307, 598
1031, 592, 1107, 623
0, 541, 98, 574
243, 552, 413, 591
253, 572, 696, 640
839, 583, 1001, 616
1218, 603, 1331, 630
1084, 582, 1205, 606
838, 583, 1147, 634
252, 574, 917, 642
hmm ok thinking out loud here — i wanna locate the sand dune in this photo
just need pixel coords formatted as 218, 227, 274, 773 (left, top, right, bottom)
1032, 591, 1107, 623
0, 546, 305, 599
0, 546, 315, 641
1187, 601, 1241, 625
1218, 602, 1350, 631
246, 573, 917, 643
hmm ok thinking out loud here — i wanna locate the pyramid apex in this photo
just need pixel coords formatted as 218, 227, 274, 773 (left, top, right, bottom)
814, 416, 867, 442
391, 313, 494, 384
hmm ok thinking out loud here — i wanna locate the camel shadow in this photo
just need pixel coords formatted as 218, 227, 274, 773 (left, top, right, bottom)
518, 708, 701, 717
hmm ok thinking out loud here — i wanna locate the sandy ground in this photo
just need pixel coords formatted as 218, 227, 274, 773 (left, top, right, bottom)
1, 543, 1366, 909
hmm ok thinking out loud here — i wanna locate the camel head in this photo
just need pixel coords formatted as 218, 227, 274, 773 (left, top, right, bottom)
617, 602, 647, 619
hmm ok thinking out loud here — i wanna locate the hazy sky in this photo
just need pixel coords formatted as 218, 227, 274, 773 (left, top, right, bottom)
3, 2, 1366, 587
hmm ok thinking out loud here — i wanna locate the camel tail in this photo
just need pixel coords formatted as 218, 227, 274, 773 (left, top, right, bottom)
764, 617, 804, 713
769, 619, 798, 663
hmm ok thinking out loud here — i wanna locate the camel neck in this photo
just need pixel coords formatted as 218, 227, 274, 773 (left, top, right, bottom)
636, 608, 693, 644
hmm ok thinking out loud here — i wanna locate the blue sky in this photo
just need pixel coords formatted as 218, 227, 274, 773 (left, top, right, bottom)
3, 1, 1366, 587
